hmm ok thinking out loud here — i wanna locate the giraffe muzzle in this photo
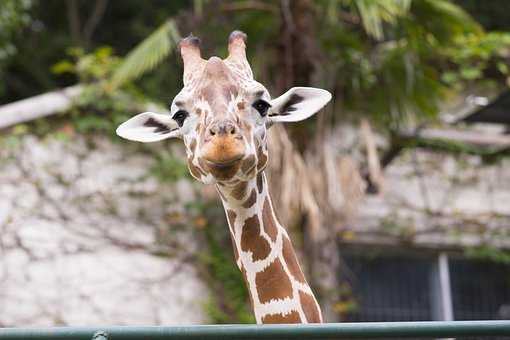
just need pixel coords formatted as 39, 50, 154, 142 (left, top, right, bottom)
201, 119, 246, 172
199, 153, 244, 181
199, 139, 246, 180
204, 154, 244, 168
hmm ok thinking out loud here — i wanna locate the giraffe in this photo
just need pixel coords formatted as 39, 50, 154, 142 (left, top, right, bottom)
116, 31, 331, 324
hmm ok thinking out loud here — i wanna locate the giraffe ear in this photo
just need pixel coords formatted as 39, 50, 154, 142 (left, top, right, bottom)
268, 87, 332, 124
116, 112, 181, 142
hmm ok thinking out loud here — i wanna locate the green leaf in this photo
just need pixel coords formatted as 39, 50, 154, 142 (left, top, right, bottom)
441, 71, 458, 84
497, 62, 509, 75
51, 60, 74, 74
460, 66, 481, 80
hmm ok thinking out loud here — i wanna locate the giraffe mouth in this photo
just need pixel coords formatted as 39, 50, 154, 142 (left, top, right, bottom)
203, 155, 244, 169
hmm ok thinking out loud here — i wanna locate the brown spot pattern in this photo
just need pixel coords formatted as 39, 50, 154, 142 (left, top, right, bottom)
299, 291, 322, 323
198, 158, 208, 170
222, 84, 238, 100
199, 157, 240, 181
255, 258, 293, 303
282, 236, 306, 283
237, 101, 245, 110
241, 155, 256, 174
188, 158, 205, 179
241, 214, 271, 261
242, 189, 257, 209
262, 198, 278, 242
257, 173, 264, 194
261, 311, 301, 324
189, 138, 197, 153
197, 64, 239, 114
257, 146, 268, 171
231, 181, 248, 200
211, 166, 239, 181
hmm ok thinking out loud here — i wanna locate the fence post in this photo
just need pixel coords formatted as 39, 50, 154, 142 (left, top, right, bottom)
91, 331, 109, 340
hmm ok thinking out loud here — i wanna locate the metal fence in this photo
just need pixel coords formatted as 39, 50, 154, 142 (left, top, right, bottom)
342, 251, 510, 322
1, 321, 510, 339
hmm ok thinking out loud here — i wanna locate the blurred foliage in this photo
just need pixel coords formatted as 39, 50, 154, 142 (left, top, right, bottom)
2, 0, 510, 132
0, 0, 31, 59
52, 47, 146, 135
150, 152, 189, 183
442, 32, 510, 86
95, 0, 510, 132
465, 245, 510, 265
53, 47, 121, 83
0, 0, 32, 96
343, 0, 412, 40
333, 282, 359, 318
317, 0, 506, 129
189, 200, 254, 324
0, 0, 191, 104
51, 46, 192, 189
464, 222, 510, 265
110, 19, 180, 90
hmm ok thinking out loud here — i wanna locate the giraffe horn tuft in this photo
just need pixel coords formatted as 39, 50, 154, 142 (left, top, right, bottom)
180, 33, 205, 85
226, 30, 253, 79
229, 30, 247, 44
227, 30, 247, 59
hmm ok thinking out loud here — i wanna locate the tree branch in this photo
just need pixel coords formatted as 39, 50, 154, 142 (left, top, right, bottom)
83, 0, 108, 44
66, 0, 82, 44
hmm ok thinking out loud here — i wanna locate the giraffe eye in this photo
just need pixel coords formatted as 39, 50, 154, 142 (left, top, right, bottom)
252, 99, 271, 117
172, 110, 188, 127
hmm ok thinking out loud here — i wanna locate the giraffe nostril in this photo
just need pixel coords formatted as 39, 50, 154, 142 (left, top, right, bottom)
208, 121, 238, 137
208, 124, 218, 136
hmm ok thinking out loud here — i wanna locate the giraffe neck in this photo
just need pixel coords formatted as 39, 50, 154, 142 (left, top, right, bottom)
216, 172, 323, 324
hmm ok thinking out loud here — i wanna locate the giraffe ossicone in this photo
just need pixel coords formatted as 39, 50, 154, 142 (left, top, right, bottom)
117, 31, 331, 324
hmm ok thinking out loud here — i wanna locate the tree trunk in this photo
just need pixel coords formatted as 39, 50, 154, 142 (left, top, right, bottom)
0, 85, 83, 130
273, 0, 341, 322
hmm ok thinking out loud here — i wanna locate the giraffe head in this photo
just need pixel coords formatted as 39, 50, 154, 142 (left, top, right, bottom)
117, 31, 331, 185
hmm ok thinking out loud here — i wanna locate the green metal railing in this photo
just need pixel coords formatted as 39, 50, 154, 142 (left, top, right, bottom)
1, 321, 510, 339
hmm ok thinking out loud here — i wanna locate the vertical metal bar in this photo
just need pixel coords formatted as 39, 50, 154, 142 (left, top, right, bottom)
431, 255, 443, 321
438, 253, 454, 321
431, 253, 454, 322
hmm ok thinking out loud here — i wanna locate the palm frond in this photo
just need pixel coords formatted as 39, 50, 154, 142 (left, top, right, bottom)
354, 0, 411, 40
110, 19, 181, 90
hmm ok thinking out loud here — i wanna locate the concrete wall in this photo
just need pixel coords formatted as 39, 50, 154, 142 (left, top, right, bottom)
0, 134, 208, 326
